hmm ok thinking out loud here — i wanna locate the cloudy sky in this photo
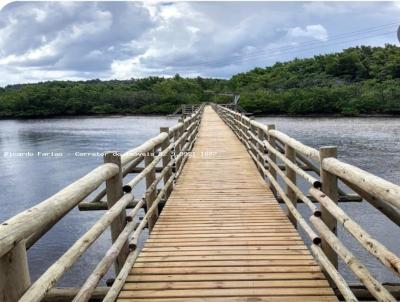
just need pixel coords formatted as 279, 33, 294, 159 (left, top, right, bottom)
0, 1, 399, 86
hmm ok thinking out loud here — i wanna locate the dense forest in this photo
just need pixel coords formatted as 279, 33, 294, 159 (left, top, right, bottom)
0, 44, 399, 117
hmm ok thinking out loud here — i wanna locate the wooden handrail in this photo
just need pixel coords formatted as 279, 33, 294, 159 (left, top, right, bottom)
72, 203, 144, 302
122, 141, 173, 192
264, 139, 321, 187
269, 129, 320, 162
19, 193, 134, 302
0, 163, 119, 257
215, 103, 400, 302
310, 187, 400, 276
0, 104, 204, 301
310, 244, 357, 302
310, 216, 396, 302
323, 157, 400, 210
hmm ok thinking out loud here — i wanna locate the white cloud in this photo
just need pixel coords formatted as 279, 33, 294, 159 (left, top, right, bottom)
303, 2, 350, 16
288, 25, 328, 41
0, 2, 154, 75
0, 1, 398, 85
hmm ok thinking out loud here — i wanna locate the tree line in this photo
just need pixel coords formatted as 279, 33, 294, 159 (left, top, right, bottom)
1, 44, 399, 118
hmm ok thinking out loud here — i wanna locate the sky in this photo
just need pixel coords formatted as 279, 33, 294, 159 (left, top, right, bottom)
0, 1, 399, 86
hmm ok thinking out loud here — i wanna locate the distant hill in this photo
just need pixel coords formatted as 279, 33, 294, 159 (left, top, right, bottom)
1, 44, 399, 118
229, 44, 400, 115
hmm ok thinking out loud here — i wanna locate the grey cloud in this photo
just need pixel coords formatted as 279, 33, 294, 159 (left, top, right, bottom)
0, 2, 154, 71
0, 1, 398, 85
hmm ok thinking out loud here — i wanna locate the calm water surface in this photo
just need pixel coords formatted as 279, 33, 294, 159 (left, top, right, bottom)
0, 115, 177, 286
0, 115, 399, 285
256, 116, 400, 283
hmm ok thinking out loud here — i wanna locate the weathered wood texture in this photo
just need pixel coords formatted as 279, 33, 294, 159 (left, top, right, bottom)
117, 106, 337, 301
104, 152, 129, 273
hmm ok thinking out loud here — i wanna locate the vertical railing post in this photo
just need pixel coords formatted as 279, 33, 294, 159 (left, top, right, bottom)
319, 146, 339, 269
174, 119, 183, 173
257, 127, 266, 178
238, 114, 243, 141
234, 113, 239, 133
104, 151, 128, 273
266, 124, 277, 195
285, 144, 297, 227
249, 117, 255, 155
144, 148, 158, 233
0, 241, 30, 302
242, 116, 247, 146
160, 127, 173, 199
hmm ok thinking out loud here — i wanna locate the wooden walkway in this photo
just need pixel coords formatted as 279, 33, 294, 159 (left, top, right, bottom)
118, 106, 337, 301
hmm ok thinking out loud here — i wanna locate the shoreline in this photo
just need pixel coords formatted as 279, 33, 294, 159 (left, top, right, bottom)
1, 112, 400, 121
0, 112, 175, 121
251, 113, 400, 118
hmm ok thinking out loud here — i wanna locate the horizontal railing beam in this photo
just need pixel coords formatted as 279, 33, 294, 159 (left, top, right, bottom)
277, 194, 362, 204
43, 287, 108, 302
215, 103, 400, 302
78, 200, 142, 211
323, 157, 400, 210
127, 166, 164, 173
0, 163, 119, 257
334, 283, 400, 301
19, 193, 134, 302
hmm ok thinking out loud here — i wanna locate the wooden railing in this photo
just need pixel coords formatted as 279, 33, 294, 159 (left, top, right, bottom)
215, 104, 400, 302
0, 104, 204, 302
169, 104, 202, 117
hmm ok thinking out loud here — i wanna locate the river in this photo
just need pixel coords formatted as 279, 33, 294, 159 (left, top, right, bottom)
0, 115, 399, 286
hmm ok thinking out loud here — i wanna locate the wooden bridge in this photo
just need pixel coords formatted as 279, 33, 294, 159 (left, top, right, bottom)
0, 104, 399, 302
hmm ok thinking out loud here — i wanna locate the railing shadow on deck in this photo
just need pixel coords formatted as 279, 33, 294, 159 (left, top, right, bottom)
214, 103, 400, 302
0, 104, 205, 302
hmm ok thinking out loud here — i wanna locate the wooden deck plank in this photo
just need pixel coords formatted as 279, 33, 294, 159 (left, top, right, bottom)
122, 280, 331, 290
118, 287, 335, 298
117, 297, 338, 302
118, 106, 337, 301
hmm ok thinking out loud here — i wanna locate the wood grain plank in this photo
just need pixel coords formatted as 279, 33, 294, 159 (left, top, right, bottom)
118, 106, 337, 301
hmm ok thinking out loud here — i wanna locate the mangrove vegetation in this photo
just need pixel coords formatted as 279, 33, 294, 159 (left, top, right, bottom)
1, 44, 399, 117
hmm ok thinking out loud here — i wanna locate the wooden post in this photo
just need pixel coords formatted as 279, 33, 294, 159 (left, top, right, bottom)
320, 146, 339, 269
257, 128, 266, 163
266, 124, 277, 195
160, 127, 173, 199
0, 240, 30, 302
249, 117, 255, 156
257, 127, 267, 180
239, 115, 243, 142
174, 120, 183, 172
144, 148, 158, 232
104, 152, 128, 273
285, 144, 297, 227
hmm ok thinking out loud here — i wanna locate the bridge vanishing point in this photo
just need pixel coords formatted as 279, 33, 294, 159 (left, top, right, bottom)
0, 105, 399, 302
